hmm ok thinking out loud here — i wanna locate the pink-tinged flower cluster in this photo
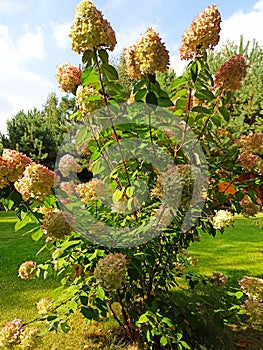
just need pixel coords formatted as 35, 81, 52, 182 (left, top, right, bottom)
237, 151, 259, 170
58, 154, 81, 177
36, 298, 53, 315
42, 208, 73, 241
242, 298, 263, 331
0, 149, 32, 189
239, 275, 263, 330
214, 55, 247, 92
179, 5, 221, 60
236, 133, 263, 155
14, 163, 55, 201
240, 200, 260, 218
125, 28, 169, 78
70, 0, 116, 53
236, 133, 263, 172
76, 178, 106, 203
60, 181, 76, 195
56, 63, 82, 94
238, 275, 263, 301
76, 85, 106, 117
19, 326, 39, 349
94, 253, 127, 290
211, 209, 234, 230
0, 319, 38, 349
209, 272, 228, 287
0, 318, 23, 347
18, 261, 37, 280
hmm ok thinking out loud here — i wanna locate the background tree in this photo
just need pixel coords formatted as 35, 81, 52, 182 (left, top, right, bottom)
1, 93, 74, 169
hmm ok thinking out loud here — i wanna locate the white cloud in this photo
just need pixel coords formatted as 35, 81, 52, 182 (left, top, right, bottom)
0, 25, 54, 134
220, 1, 263, 46
18, 26, 46, 60
53, 22, 71, 50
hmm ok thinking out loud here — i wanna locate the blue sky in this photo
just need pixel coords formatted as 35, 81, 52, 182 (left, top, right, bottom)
0, 0, 262, 134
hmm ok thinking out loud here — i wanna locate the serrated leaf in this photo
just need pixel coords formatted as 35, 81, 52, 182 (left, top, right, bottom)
157, 97, 174, 107
211, 114, 222, 127
15, 215, 31, 231
160, 336, 168, 346
137, 314, 149, 324
82, 50, 94, 66
171, 76, 187, 90
31, 228, 43, 241
98, 49, 109, 64
218, 106, 230, 122
61, 322, 71, 334
146, 91, 158, 105
81, 67, 99, 86
195, 89, 215, 101
192, 106, 211, 114
101, 63, 118, 80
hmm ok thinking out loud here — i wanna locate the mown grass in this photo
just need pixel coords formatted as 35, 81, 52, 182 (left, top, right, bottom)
188, 215, 263, 282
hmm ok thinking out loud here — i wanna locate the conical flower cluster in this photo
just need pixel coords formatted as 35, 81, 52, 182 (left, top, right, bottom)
125, 28, 169, 78
179, 5, 221, 60
18, 261, 37, 280
14, 163, 55, 201
56, 62, 82, 94
76, 85, 106, 116
211, 209, 234, 230
0, 149, 32, 188
42, 208, 73, 241
76, 178, 106, 203
58, 154, 81, 177
214, 54, 247, 92
94, 253, 127, 290
0, 318, 23, 347
70, 0, 117, 53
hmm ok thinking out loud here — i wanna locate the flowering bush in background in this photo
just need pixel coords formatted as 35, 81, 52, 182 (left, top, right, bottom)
0, 0, 262, 349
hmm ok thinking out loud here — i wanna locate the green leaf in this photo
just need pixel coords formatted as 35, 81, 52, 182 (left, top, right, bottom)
157, 97, 174, 107
31, 228, 43, 241
171, 76, 187, 90
146, 91, 158, 105
160, 336, 168, 346
101, 63, 119, 80
218, 106, 230, 122
137, 314, 149, 324
190, 61, 201, 82
61, 322, 71, 333
98, 49, 109, 64
211, 114, 222, 127
135, 89, 147, 101
82, 50, 95, 66
96, 286, 105, 300
192, 106, 211, 114
81, 67, 99, 86
15, 215, 31, 231
195, 89, 215, 101
81, 306, 99, 321
133, 79, 146, 92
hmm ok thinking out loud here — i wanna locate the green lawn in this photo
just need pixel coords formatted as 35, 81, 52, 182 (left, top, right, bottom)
0, 211, 59, 324
189, 215, 263, 281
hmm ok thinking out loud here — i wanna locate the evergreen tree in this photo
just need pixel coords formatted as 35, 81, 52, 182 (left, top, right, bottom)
1, 94, 74, 169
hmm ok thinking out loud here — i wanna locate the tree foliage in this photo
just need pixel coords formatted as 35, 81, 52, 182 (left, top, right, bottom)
1, 93, 74, 169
